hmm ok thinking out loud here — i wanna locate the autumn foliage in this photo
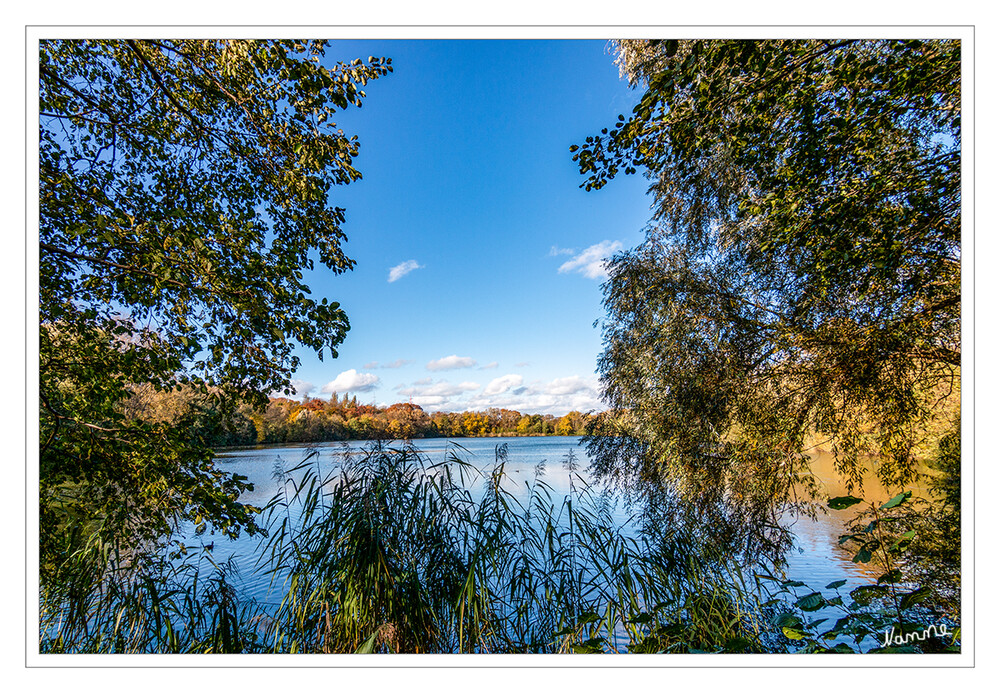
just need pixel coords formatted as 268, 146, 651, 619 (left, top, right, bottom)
126, 385, 595, 447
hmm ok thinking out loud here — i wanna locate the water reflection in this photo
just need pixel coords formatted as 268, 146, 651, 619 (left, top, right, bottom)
193, 437, 917, 612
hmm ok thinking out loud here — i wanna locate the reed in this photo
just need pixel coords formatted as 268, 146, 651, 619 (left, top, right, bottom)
38, 441, 789, 654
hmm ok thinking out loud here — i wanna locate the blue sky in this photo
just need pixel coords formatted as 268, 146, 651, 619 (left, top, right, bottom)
286, 40, 654, 415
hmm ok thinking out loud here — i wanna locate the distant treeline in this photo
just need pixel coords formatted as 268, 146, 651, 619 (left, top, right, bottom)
126, 385, 596, 447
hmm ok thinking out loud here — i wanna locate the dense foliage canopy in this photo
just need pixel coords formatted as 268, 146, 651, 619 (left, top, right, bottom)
575, 39, 960, 554
39, 39, 392, 574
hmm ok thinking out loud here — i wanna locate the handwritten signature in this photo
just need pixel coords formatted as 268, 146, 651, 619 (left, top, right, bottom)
881, 623, 954, 648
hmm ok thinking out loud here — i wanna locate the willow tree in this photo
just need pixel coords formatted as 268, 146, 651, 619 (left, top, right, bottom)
39, 39, 392, 576
574, 40, 960, 560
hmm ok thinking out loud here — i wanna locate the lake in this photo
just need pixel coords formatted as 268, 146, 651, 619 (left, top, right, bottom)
179, 435, 908, 617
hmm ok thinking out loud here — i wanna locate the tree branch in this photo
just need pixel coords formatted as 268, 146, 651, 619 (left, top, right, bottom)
40, 241, 252, 300
124, 40, 208, 134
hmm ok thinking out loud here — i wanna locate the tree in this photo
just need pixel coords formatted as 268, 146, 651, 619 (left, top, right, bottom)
459, 411, 489, 437
384, 402, 430, 439
575, 40, 959, 556
39, 40, 392, 574
517, 414, 542, 436
555, 414, 575, 437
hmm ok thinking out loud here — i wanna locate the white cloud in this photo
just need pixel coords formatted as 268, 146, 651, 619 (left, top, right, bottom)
287, 379, 316, 400
382, 359, 413, 369
398, 380, 481, 398
484, 374, 523, 396
557, 240, 623, 280
520, 390, 605, 416
514, 361, 530, 368
478, 361, 499, 370
549, 245, 576, 256
543, 375, 594, 396
426, 354, 477, 371
388, 260, 423, 283
363, 361, 379, 369
410, 395, 447, 407
462, 374, 605, 416
321, 369, 381, 393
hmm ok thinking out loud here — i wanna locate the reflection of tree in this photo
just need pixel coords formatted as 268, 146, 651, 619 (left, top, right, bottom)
586, 429, 806, 572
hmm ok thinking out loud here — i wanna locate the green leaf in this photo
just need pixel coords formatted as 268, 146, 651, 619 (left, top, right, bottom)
655, 622, 686, 638
354, 629, 380, 653
890, 529, 916, 552
849, 584, 887, 606
899, 586, 931, 611
795, 592, 826, 612
782, 626, 806, 640
880, 491, 912, 509
877, 569, 903, 585
571, 638, 604, 654
852, 547, 872, 563
825, 579, 847, 590
723, 636, 755, 652
823, 643, 856, 653
828, 495, 864, 510
771, 612, 802, 629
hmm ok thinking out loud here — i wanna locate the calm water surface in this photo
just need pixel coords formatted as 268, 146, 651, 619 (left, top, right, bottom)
180, 436, 913, 617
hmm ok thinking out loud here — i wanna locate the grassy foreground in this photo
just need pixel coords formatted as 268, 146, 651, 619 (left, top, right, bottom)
39, 442, 958, 654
